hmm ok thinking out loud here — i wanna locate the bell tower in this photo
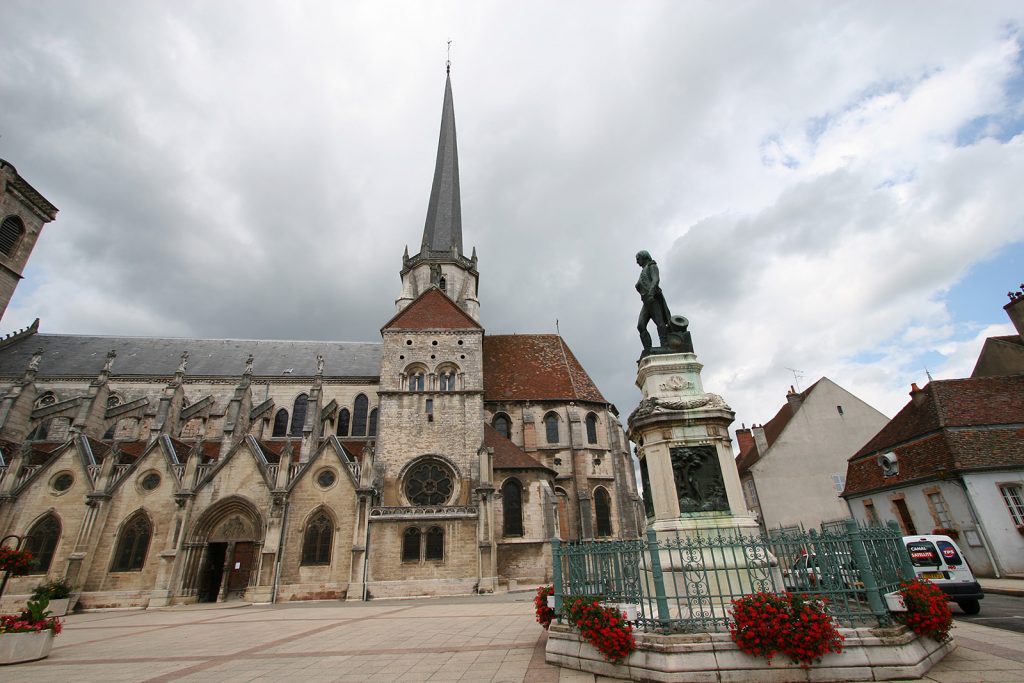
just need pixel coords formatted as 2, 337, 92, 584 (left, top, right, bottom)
395, 67, 480, 322
0, 160, 58, 321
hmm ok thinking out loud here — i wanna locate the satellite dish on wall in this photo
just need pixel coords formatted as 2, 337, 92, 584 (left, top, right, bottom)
877, 452, 899, 477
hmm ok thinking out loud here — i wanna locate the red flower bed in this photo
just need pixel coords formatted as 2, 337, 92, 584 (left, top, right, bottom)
561, 596, 635, 664
0, 597, 62, 635
534, 585, 555, 629
730, 592, 844, 667
896, 579, 953, 641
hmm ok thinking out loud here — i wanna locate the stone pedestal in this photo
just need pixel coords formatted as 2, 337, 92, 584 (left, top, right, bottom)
628, 351, 779, 599
628, 352, 757, 535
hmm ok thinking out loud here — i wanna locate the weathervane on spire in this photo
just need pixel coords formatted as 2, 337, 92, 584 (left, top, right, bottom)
446, 39, 452, 74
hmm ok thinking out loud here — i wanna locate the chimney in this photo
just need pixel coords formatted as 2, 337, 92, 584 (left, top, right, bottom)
1005, 284, 1024, 340
786, 384, 804, 410
752, 424, 769, 456
735, 426, 755, 457
909, 382, 926, 406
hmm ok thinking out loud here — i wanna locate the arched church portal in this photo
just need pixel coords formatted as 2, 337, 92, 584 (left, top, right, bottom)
184, 498, 264, 603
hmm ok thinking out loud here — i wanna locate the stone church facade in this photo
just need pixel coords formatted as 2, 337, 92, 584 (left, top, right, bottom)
0, 72, 642, 608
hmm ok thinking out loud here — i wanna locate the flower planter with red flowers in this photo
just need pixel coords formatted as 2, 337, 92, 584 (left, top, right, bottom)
559, 596, 636, 664
729, 592, 844, 668
895, 579, 953, 642
0, 597, 63, 665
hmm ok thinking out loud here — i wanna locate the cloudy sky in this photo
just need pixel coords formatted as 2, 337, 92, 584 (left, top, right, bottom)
2, 1, 1023, 443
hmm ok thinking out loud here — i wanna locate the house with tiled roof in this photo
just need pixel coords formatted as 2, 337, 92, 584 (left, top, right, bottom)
0, 70, 640, 610
734, 377, 888, 532
842, 290, 1024, 577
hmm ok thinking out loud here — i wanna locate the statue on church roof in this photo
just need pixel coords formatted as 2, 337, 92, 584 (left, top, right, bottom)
635, 251, 694, 354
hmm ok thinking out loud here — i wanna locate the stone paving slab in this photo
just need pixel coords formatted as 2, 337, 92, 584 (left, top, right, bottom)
2, 594, 1021, 682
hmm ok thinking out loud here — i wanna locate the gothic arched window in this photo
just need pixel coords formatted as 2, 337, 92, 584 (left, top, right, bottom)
402, 527, 421, 562
368, 408, 378, 437
24, 514, 61, 574
544, 413, 560, 444
272, 409, 289, 437
336, 408, 350, 437
352, 395, 369, 436
301, 510, 333, 566
425, 527, 444, 560
502, 478, 524, 537
0, 215, 25, 256
111, 513, 152, 572
492, 413, 511, 440
586, 413, 599, 444
290, 394, 308, 437
595, 487, 612, 538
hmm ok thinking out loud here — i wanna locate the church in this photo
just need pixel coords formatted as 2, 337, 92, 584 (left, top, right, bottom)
0, 71, 642, 608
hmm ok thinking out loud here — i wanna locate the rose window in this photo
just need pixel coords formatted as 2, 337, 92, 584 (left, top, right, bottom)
404, 460, 454, 505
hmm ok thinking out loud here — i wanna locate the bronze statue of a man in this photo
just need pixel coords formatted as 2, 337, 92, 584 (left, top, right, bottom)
635, 250, 672, 350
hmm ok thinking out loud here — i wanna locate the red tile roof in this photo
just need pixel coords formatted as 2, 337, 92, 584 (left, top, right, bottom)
79, 436, 111, 461
381, 288, 482, 331
843, 376, 1024, 497
338, 439, 370, 462
483, 335, 606, 403
852, 376, 1024, 459
167, 437, 192, 463
484, 424, 554, 473
198, 440, 222, 462
256, 438, 300, 464
116, 441, 148, 461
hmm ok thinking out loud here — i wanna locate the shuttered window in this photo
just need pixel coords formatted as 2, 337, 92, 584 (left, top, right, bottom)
0, 215, 24, 256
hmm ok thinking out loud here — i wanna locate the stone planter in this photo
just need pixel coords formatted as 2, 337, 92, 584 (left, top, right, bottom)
0, 630, 56, 665
46, 598, 70, 617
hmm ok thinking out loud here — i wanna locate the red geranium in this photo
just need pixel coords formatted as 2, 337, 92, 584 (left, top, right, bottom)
0, 597, 62, 635
534, 585, 556, 629
896, 579, 953, 641
0, 546, 35, 576
729, 592, 844, 668
561, 596, 636, 664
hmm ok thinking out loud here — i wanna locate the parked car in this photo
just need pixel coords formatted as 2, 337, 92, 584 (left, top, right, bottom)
903, 534, 983, 614
782, 551, 864, 592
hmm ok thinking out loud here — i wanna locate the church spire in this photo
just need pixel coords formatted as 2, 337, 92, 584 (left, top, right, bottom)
420, 69, 463, 256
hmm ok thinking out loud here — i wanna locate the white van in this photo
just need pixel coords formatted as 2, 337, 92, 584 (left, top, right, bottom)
903, 534, 983, 614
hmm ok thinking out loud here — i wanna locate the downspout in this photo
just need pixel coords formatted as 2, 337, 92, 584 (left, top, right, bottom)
950, 476, 1001, 578
270, 499, 290, 603
361, 498, 371, 601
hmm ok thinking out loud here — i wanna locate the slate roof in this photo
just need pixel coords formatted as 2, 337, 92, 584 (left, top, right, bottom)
484, 424, 555, 473
420, 73, 463, 256
381, 288, 481, 331
0, 334, 382, 378
482, 334, 606, 404
843, 376, 1024, 497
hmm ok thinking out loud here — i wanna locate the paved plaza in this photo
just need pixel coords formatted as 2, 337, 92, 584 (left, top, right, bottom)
3, 592, 1024, 682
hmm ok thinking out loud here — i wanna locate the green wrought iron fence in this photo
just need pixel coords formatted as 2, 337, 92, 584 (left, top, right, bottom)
551, 519, 915, 634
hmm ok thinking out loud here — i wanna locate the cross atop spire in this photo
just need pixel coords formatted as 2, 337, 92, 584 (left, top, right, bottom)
420, 67, 463, 256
